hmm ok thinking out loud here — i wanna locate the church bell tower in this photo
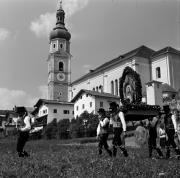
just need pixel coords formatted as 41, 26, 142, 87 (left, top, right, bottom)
47, 1, 71, 101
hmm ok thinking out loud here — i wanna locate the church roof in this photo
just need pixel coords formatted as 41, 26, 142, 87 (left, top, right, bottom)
49, 1, 71, 41
34, 99, 74, 109
151, 46, 180, 58
33, 99, 74, 115
71, 89, 120, 103
162, 83, 177, 93
71, 45, 155, 85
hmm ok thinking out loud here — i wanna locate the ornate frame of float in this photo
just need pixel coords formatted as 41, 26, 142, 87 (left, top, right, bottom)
119, 66, 160, 121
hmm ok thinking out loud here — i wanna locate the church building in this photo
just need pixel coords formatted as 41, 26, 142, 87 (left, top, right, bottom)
70, 46, 180, 102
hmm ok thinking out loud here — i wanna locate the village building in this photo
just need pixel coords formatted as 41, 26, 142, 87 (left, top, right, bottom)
71, 89, 120, 118
33, 99, 74, 124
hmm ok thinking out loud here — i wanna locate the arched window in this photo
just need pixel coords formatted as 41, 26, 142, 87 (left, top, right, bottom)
96, 86, 98, 92
111, 81, 114, 95
99, 85, 103, 92
115, 79, 118, 96
156, 67, 161, 78
59, 62, 64, 71
60, 43, 63, 49
119, 77, 121, 96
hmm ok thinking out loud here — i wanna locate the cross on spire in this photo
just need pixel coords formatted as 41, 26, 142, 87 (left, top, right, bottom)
58, 0, 62, 10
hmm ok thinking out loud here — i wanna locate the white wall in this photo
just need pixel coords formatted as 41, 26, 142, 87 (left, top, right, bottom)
38, 105, 48, 117
72, 75, 104, 100
168, 53, 180, 91
71, 58, 134, 100
95, 97, 120, 114
73, 92, 120, 118
135, 57, 151, 94
74, 93, 95, 118
146, 81, 163, 107
151, 55, 170, 84
38, 103, 74, 124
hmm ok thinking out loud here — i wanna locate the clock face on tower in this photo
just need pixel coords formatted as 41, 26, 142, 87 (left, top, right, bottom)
57, 73, 65, 81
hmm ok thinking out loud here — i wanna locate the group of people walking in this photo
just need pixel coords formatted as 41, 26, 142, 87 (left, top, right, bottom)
96, 102, 180, 159
97, 102, 128, 157
14, 101, 180, 159
147, 105, 180, 159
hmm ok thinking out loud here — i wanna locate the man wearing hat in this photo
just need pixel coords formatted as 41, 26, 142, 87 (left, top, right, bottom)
109, 102, 128, 157
15, 106, 31, 157
96, 108, 112, 156
163, 105, 180, 158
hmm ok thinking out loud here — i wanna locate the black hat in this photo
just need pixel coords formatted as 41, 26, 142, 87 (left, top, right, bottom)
109, 102, 119, 112
163, 105, 170, 113
97, 108, 106, 114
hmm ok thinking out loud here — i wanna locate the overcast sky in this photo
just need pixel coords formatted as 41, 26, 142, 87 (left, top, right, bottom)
0, 0, 179, 109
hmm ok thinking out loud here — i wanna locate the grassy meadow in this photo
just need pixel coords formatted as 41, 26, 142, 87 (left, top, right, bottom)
1, 138, 180, 178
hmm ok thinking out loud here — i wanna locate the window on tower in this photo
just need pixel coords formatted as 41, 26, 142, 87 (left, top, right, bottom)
60, 43, 63, 49
59, 62, 64, 71
156, 67, 161, 78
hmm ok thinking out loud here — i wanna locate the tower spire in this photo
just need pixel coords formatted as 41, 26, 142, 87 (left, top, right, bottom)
60, 0, 62, 9
58, 0, 63, 10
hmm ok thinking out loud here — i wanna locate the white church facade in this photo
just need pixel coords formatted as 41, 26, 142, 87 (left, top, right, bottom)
70, 46, 180, 102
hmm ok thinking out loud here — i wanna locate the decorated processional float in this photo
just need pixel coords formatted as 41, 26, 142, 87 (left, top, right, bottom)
118, 66, 162, 146
119, 66, 161, 121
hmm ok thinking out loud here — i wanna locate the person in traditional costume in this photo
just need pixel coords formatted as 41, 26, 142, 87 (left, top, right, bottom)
15, 107, 31, 157
96, 108, 112, 156
163, 105, 180, 159
147, 117, 164, 159
109, 102, 128, 157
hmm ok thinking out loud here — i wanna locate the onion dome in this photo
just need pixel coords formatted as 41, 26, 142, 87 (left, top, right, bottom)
49, 1, 71, 41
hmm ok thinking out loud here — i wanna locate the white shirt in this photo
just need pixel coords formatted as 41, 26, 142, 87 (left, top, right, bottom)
20, 116, 31, 132
110, 111, 126, 132
97, 117, 109, 136
171, 114, 178, 132
159, 128, 166, 138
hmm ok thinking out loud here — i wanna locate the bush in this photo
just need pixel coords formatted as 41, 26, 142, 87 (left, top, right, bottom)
57, 119, 70, 139
42, 112, 100, 139
43, 119, 57, 139
69, 111, 99, 138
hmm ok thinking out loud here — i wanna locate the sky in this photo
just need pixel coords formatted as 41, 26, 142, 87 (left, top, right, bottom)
0, 0, 179, 110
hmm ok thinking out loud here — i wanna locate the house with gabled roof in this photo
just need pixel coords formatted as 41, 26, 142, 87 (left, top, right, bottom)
33, 99, 74, 124
71, 89, 120, 118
